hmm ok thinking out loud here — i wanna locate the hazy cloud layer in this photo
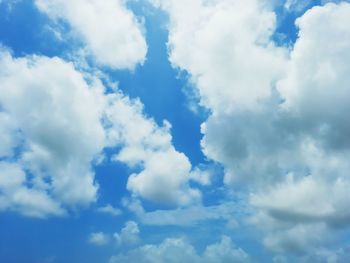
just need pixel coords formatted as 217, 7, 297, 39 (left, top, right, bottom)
110, 236, 249, 263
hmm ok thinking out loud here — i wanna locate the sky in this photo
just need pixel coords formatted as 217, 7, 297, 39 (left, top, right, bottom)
0, 0, 350, 262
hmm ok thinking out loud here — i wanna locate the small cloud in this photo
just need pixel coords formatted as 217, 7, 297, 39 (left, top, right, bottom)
190, 165, 215, 186
122, 198, 145, 217
114, 221, 140, 247
88, 232, 109, 246
97, 204, 122, 217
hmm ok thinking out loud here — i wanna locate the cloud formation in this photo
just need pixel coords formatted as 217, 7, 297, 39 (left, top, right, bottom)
251, 2, 350, 254
0, 48, 200, 217
0, 50, 105, 217
89, 232, 110, 246
1, 0, 350, 261
114, 221, 140, 247
110, 236, 249, 263
97, 204, 122, 217
105, 93, 201, 206
35, 0, 147, 69
153, 0, 350, 257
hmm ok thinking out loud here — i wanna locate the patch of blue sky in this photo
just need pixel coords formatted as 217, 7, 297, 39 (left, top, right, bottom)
272, 0, 327, 46
107, 2, 209, 167
0, 1, 70, 57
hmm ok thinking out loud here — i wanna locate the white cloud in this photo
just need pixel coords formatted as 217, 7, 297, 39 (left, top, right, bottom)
0, 162, 65, 217
284, 0, 313, 12
35, 0, 147, 70
203, 236, 250, 263
249, 143, 350, 253
250, 2, 350, 254
277, 2, 350, 153
154, 0, 287, 114
0, 112, 20, 158
89, 232, 110, 246
151, 0, 288, 188
0, 50, 106, 217
251, 160, 350, 224
97, 204, 122, 217
264, 223, 329, 254
135, 201, 244, 227
114, 221, 140, 247
0, 41, 201, 216
189, 165, 213, 186
105, 93, 201, 206
121, 197, 145, 216
154, 0, 350, 256
110, 236, 249, 263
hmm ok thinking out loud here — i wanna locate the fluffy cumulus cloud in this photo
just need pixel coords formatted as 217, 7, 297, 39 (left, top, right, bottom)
153, 0, 350, 258
152, 0, 288, 187
0, 162, 65, 217
114, 221, 140, 247
153, 0, 287, 113
110, 236, 249, 263
105, 93, 201, 206
251, 2, 350, 254
278, 2, 350, 152
0, 47, 199, 217
0, 49, 106, 217
35, 0, 147, 69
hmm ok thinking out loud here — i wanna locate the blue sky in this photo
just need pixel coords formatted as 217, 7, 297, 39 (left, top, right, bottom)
1, 0, 350, 262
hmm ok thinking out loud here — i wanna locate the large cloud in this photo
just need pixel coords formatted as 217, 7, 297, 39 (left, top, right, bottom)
153, 0, 350, 257
250, 2, 350, 254
278, 2, 350, 152
0, 50, 106, 217
35, 0, 147, 70
0, 48, 200, 217
153, 0, 287, 113
152, 0, 288, 187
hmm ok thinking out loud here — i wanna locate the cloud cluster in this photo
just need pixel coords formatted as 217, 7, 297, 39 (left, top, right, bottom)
0, 0, 205, 217
110, 236, 249, 263
2, 0, 350, 260
0, 48, 200, 217
105, 94, 201, 206
35, 0, 147, 70
0, 50, 106, 217
153, 0, 350, 257
252, 2, 350, 253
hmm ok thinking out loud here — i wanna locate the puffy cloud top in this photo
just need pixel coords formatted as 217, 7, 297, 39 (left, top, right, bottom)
35, 0, 148, 70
